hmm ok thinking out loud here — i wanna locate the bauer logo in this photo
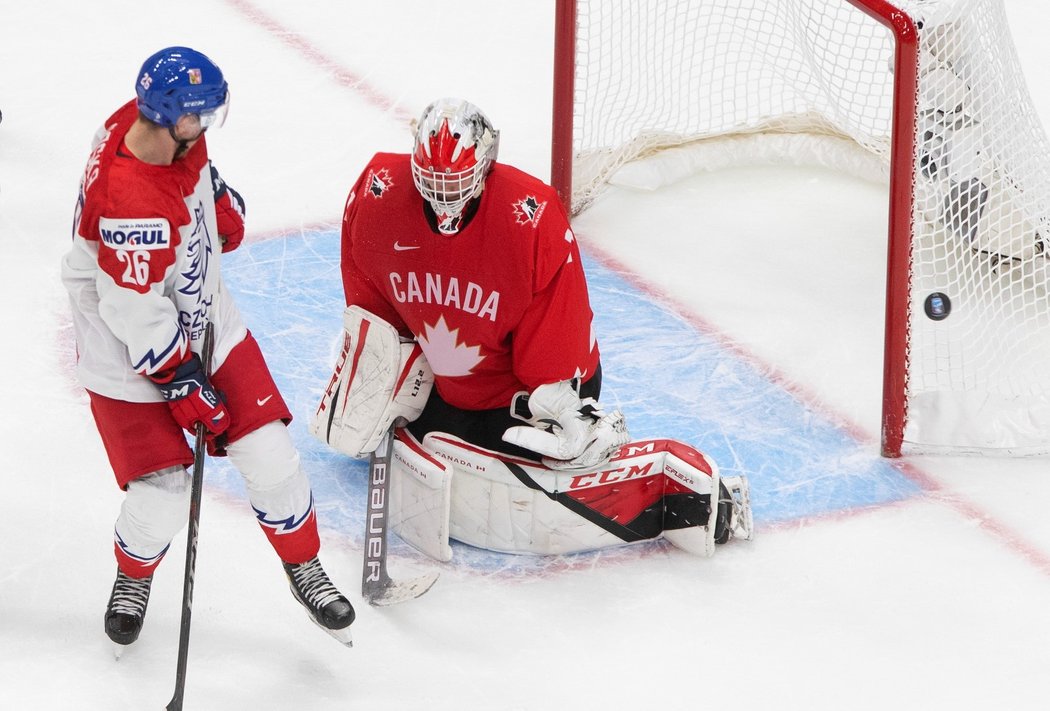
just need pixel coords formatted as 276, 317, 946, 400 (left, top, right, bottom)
98, 218, 171, 250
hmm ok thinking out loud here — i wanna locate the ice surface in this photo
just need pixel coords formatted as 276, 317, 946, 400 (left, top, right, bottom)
4, 2, 1050, 709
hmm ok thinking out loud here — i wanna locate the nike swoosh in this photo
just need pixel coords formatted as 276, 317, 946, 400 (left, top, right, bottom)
393, 242, 420, 251
257, 395, 274, 406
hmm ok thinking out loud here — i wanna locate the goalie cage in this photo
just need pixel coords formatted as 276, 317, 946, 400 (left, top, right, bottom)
551, 0, 1050, 457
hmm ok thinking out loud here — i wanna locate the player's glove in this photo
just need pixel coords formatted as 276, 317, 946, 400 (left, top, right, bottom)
150, 351, 230, 438
210, 162, 246, 253
502, 380, 629, 470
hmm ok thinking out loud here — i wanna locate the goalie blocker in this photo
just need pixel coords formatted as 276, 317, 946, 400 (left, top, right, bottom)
387, 429, 752, 561
310, 306, 434, 459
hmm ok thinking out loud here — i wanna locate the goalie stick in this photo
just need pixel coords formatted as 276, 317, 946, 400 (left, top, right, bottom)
361, 427, 439, 606
166, 323, 214, 711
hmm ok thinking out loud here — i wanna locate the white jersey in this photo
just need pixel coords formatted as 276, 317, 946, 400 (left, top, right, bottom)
61, 100, 246, 402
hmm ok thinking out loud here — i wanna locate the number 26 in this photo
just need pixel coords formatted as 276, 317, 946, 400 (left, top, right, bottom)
117, 250, 151, 286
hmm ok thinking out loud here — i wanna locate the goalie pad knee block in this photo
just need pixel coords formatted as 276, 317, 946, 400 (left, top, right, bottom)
409, 433, 742, 557
389, 431, 453, 562
310, 306, 434, 458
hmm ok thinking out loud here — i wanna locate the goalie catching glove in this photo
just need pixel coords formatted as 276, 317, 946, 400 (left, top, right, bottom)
310, 306, 434, 458
502, 380, 629, 470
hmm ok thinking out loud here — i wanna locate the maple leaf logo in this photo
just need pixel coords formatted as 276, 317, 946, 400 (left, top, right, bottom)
367, 168, 394, 198
513, 195, 547, 226
418, 316, 484, 376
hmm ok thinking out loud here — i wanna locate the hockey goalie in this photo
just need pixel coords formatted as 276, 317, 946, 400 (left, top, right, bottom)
311, 97, 752, 562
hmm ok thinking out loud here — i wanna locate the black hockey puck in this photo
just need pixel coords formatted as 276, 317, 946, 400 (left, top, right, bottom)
924, 292, 951, 321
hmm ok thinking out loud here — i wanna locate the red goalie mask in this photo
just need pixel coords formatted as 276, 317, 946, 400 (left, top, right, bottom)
410, 98, 500, 234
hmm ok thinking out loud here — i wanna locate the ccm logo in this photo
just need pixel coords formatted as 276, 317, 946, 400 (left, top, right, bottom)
568, 462, 655, 490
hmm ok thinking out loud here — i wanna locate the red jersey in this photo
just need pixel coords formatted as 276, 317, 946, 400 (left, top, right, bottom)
62, 100, 246, 402
341, 152, 599, 411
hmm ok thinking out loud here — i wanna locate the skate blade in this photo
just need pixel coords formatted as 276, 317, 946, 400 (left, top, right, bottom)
366, 571, 439, 607
322, 624, 354, 648
305, 613, 353, 648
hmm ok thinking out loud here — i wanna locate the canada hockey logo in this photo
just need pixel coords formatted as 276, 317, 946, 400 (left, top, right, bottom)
513, 195, 547, 226
435, 211, 462, 235
367, 168, 394, 198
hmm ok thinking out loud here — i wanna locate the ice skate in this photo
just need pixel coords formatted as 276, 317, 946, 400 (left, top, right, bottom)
105, 569, 153, 655
283, 557, 355, 647
714, 475, 753, 544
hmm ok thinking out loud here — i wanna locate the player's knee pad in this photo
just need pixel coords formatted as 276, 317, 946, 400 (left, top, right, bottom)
226, 421, 301, 491
115, 466, 191, 564
226, 421, 313, 534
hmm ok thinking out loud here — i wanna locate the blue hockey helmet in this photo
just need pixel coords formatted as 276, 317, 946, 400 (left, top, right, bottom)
135, 47, 229, 128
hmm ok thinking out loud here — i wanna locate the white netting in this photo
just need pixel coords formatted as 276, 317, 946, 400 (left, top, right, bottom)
570, 0, 1050, 453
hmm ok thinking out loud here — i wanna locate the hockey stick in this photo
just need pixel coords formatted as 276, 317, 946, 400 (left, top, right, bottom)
361, 427, 439, 606
166, 322, 215, 711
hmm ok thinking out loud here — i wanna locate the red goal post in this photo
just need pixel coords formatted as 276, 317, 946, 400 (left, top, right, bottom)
551, 0, 1050, 458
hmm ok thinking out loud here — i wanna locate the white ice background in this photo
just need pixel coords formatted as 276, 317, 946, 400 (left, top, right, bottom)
3, 1, 1050, 709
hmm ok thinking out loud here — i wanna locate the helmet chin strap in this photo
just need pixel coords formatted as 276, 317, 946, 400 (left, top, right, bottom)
168, 125, 204, 160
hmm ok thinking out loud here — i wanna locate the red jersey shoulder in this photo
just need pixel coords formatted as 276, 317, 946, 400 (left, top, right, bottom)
485, 164, 565, 232
102, 158, 188, 233
78, 103, 135, 241
359, 152, 411, 201
344, 152, 413, 224
483, 164, 578, 289
80, 102, 194, 244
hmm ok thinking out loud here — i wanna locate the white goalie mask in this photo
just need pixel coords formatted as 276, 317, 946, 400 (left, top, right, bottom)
411, 98, 500, 234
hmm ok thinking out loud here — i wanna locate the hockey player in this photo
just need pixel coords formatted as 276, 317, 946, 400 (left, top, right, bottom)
313, 98, 751, 561
61, 47, 353, 648
340, 97, 621, 465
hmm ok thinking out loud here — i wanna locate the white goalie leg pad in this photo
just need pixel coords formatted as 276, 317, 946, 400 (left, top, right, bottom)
310, 306, 433, 458
389, 431, 453, 562
658, 443, 721, 558
425, 432, 624, 555
421, 434, 728, 556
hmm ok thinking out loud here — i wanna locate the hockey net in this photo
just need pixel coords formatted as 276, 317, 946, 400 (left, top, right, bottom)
552, 0, 1050, 456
